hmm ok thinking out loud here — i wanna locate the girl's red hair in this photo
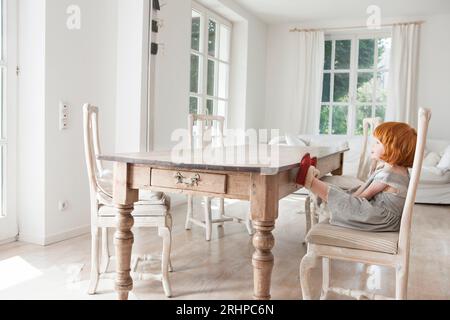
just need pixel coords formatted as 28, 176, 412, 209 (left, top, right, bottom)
373, 122, 417, 168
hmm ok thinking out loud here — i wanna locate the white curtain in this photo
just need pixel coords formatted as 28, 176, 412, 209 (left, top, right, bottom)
292, 31, 325, 134
387, 23, 421, 127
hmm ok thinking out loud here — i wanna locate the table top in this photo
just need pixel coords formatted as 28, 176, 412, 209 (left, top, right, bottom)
99, 145, 349, 175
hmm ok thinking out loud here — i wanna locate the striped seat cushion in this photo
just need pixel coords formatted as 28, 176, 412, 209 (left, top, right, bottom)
306, 221, 399, 254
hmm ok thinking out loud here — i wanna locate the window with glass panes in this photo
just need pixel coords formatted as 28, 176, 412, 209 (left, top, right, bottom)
320, 34, 391, 136
189, 2, 231, 120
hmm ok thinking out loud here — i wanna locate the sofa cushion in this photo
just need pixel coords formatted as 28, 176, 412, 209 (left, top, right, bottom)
419, 167, 450, 184
306, 221, 399, 254
423, 152, 441, 167
285, 134, 308, 146
437, 145, 450, 172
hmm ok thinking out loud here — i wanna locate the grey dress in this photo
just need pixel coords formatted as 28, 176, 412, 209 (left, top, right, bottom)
326, 167, 410, 232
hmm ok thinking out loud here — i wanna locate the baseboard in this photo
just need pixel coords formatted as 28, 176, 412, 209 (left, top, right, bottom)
19, 225, 91, 246
44, 225, 91, 246
18, 233, 46, 246
0, 235, 19, 246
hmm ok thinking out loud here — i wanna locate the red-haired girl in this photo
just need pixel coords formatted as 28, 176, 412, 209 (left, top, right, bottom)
297, 122, 417, 232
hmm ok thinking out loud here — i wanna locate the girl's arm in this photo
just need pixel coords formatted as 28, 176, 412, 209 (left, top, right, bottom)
356, 181, 388, 200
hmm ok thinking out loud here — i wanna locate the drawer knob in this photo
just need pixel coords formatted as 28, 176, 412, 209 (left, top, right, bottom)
174, 172, 201, 187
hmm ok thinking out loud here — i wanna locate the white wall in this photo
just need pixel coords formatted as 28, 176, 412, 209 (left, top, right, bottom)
418, 13, 450, 140
44, 0, 118, 242
115, 0, 149, 153
17, 0, 47, 244
265, 15, 450, 140
18, 0, 118, 245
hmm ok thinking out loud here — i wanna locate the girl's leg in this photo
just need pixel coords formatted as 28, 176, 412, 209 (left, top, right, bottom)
310, 177, 329, 202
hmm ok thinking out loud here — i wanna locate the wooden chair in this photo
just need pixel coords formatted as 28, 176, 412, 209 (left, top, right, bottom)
185, 114, 254, 241
300, 108, 431, 300
305, 117, 383, 236
83, 104, 173, 297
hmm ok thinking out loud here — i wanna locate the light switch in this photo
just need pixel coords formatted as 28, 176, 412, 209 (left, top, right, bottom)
59, 102, 69, 130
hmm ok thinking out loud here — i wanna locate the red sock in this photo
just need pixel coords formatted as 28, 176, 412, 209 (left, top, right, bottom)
296, 153, 311, 186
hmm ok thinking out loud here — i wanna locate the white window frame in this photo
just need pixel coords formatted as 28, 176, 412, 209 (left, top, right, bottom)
0, 0, 8, 218
0, 0, 18, 243
190, 1, 232, 122
320, 31, 391, 136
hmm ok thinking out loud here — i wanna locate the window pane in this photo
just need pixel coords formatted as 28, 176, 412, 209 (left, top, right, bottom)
355, 105, 373, 136
320, 105, 330, 134
332, 105, 348, 135
377, 38, 391, 70
218, 100, 226, 118
206, 99, 214, 117
190, 54, 201, 94
207, 59, 216, 96
218, 62, 229, 99
376, 72, 388, 103
357, 72, 374, 103
375, 105, 386, 121
358, 39, 375, 69
333, 73, 349, 102
324, 41, 332, 70
208, 19, 217, 57
189, 96, 198, 115
335, 40, 351, 69
191, 10, 201, 51
219, 25, 230, 62
322, 73, 330, 102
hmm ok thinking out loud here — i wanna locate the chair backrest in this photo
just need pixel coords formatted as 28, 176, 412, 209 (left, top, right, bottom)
398, 108, 431, 257
357, 117, 383, 181
83, 104, 107, 198
188, 114, 225, 149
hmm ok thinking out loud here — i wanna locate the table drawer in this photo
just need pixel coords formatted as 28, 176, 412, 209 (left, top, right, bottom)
151, 169, 227, 194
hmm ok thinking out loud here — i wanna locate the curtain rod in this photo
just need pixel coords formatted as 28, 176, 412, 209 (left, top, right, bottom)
289, 20, 425, 33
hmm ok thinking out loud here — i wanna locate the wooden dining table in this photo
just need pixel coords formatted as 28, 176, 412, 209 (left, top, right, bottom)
99, 144, 348, 300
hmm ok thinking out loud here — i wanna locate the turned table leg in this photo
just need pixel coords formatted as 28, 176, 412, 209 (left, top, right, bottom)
252, 221, 275, 300
114, 204, 135, 300
113, 163, 138, 300
250, 174, 279, 300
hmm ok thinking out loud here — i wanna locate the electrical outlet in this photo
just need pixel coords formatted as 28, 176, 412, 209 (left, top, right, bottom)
59, 102, 69, 130
58, 200, 69, 212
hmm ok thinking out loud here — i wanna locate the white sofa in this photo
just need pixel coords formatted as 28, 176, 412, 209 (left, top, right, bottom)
270, 135, 450, 204
416, 139, 450, 204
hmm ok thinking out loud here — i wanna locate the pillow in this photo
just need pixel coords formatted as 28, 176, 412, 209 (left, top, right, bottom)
423, 152, 441, 167
285, 134, 308, 146
437, 145, 450, 172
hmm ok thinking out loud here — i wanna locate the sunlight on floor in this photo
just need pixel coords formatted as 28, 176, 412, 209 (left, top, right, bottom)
0, 256, 43, 291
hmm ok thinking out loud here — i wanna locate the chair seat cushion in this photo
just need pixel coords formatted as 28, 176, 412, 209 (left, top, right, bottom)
321, 175, 363, 190
306, 221, 399, 254
97, 178, 167, 206
98, 202, 168, 217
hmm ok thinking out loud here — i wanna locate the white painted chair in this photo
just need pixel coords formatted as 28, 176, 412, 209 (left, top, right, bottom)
300, 108, 431, 300
305, 117, 383, 236
186, 114, 254, 241
83, 104, 173, 297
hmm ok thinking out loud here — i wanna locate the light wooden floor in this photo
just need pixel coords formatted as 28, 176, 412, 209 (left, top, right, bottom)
0, 195, 449, 300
